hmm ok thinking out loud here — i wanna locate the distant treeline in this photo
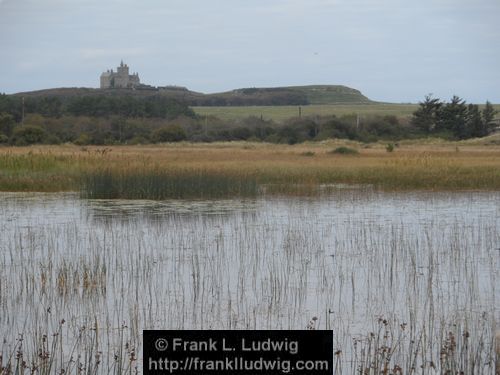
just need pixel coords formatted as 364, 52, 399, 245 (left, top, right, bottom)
0, 112, 418, 146
0, 94, 195, 120
0, 94, 496, 146
192, 88, 309, 106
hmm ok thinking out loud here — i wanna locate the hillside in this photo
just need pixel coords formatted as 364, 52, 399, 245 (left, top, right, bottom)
12, 84, 373, 106
286, 85, 372, 104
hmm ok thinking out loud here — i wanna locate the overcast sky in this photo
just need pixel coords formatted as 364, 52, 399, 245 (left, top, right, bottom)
0, 0, 499, 102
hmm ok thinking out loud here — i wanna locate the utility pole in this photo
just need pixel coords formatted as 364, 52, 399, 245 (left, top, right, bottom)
356, 114, 360, 131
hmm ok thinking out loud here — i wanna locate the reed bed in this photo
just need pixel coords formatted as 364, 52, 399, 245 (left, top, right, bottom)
0, 150, 89, 192
2, 143, 500, 198
80, 167, 258, 199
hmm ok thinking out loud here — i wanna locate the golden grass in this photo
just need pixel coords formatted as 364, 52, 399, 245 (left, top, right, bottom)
1, 140, 500, 196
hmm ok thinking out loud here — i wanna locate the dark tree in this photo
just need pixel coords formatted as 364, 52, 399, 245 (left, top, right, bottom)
438, 96, 468, 138
466, 104, 485, 138
482, 101, 497, 135
0, 112, 15, 136
411, 94, 442, 133
37, 97, 63, 117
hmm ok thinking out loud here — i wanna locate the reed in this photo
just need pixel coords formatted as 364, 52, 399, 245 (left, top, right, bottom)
496, 331, 500, 375
0, 150, 84, 191
0, 190, 497, 373
1, 143, 500, 197
80, 167, 258, 199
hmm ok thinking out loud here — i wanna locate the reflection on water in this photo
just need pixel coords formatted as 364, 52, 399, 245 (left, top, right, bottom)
0, 191, 498, 373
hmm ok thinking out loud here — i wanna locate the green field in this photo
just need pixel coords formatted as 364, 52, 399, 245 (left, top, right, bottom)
193, 104, 419, 122
193, 103, 500, 123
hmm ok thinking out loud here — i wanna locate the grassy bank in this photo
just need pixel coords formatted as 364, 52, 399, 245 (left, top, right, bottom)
1, 140, 500, 198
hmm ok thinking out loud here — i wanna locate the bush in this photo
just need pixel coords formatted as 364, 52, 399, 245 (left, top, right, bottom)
11, 125, 46, 145
246, 136, 261, 143
263, 134, 280, 143
277, 125, 299, 144
386, 143, 395, 152
329, 146, 359, 155
300, 151, 315, 157
318, 119, 357, 141
152, 125, 187, 143
0, 133, 8, 144
73, 133, 92, 146
0, 113, 15, 136
129, 135, 149, 145
231, 127, 252, 140
43, 134, 62, 145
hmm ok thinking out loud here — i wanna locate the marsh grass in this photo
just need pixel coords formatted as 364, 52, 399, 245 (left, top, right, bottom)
350, 316, 494, 374
81, 168, 258, 199
1, 144, 500, 198
0, 323, 137, 375
0, 150, 86, 191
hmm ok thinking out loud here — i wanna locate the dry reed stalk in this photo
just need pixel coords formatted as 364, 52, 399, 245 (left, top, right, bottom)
496, 330, 500, 375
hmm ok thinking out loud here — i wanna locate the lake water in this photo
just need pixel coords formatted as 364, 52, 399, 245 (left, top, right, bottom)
0, 191, 498, 373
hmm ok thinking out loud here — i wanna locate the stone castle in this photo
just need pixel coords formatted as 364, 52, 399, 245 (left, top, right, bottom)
100, 61, 140, 89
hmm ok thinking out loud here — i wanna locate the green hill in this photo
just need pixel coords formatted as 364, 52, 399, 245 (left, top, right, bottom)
12, 84, 373, 106
286, 85, 372, 104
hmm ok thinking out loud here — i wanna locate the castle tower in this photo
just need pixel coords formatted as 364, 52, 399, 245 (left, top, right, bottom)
116, 60, 129, 77
100, 61, 140, 89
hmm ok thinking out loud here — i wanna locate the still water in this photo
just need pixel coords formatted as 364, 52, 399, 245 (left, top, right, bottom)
0, 191, 498, 373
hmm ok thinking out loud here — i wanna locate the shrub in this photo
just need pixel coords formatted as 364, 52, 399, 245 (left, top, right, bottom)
386, 143, 395, 152
11, 125, 46, 145
152, 125, 187, 143
246, 136, 261, 143
231, 127, 252, 140
300, 151, 315, 157
43, 134, 62, 145
0, 113, 15, 136
318, 119, 357, 141
0, 133, 8, 144
264, 134, 280, 143
277, 126, 299, 144
73, 133, 92, 146
128, 135, 149, 145
329, 146, 359, 155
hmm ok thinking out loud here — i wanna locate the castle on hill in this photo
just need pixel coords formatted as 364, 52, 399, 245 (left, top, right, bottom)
100, 61, 140, 89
